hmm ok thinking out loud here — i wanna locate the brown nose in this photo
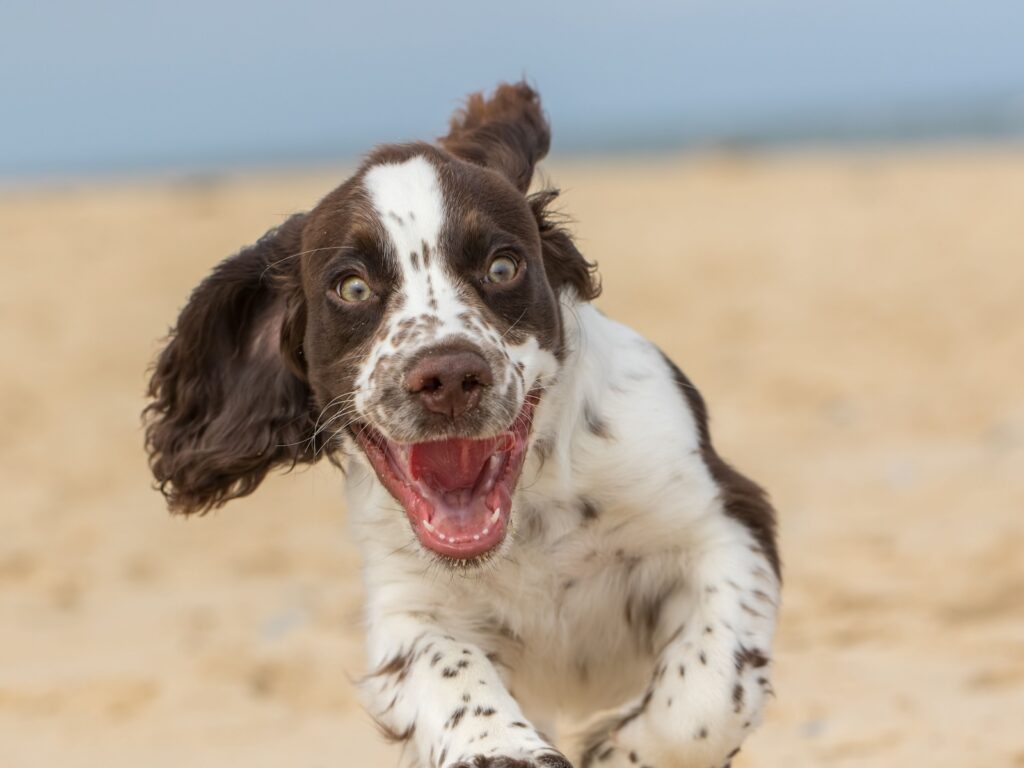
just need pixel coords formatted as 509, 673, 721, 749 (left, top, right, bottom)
405, 350, 494, 418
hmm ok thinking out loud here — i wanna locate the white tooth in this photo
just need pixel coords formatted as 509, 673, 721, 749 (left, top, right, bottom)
473, 535, 480, 541
489, 508, 501, 524
423, 520, 435, 533
482, 528, 489, 536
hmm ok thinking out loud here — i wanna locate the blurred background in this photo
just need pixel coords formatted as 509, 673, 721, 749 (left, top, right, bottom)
4, 0, 1024, 178
2, 2, 1022, 767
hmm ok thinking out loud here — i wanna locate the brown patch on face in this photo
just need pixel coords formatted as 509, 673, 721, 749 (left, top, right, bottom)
293, 164, 415, 447
433, 158, 564, 356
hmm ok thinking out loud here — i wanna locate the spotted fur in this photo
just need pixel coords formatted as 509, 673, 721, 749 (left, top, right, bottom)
145, 82, 779, 768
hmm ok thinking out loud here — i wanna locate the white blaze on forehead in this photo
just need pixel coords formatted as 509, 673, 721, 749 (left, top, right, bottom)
364, 155, 444, 254
362, 155, 463, 322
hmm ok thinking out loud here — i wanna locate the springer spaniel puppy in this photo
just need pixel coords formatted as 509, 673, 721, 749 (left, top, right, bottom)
145, 83, 779, 768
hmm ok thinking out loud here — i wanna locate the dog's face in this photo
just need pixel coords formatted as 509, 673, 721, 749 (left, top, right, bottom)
145, 84, 599, 563
301, 145, 562, 559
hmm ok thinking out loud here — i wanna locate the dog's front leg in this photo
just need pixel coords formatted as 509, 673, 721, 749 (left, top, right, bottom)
580, 520, 780, 768
362, 614, 570, 768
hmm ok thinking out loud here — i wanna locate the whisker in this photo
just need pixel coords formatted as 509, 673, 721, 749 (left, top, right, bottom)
258, 244, 362, 284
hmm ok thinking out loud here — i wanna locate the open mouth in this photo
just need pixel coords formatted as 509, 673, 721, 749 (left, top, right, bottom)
353, 395, 539, 561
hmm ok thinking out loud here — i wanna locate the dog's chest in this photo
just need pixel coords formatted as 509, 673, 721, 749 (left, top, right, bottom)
461, 505, 687, 717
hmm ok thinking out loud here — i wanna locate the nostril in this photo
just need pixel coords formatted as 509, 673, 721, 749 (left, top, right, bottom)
404, 349, 493, 416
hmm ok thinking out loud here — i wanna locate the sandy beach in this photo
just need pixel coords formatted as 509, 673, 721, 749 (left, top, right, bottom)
2, 147, 1022, 767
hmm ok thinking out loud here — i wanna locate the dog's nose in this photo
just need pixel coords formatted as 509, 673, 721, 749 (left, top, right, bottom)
405, 351, 494, 418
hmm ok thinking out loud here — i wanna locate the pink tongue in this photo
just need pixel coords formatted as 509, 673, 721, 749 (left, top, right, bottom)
409, 437, 503, 492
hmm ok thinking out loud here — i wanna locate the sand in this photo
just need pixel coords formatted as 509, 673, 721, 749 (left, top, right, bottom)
2, 147, 1022, 767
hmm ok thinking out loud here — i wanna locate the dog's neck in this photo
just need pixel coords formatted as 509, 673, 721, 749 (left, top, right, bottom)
517, 299, 613, 501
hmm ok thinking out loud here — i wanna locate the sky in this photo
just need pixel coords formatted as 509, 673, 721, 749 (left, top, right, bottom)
2, 0, 1023, 178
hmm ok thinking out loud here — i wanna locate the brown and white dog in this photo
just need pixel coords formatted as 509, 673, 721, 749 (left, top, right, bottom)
145, 83, 779, 768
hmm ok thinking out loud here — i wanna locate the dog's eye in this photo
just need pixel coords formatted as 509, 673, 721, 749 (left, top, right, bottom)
486, 254, 519, 284
336, 275, 373, 303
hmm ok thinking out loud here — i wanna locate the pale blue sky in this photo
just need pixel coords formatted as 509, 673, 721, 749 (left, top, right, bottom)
2, 0, 1023, 178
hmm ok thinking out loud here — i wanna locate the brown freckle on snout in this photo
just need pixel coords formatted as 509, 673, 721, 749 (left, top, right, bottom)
417, 313, 442, 330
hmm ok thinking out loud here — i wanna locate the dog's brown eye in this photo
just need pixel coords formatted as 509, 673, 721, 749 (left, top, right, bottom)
486, 254, 519, 284
336, 275, 373, 303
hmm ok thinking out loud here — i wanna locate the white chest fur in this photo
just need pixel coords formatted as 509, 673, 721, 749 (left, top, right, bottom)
350, 305, 732, 720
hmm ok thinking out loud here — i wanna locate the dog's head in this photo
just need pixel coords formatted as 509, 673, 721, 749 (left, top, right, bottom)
145, 83, 599, 563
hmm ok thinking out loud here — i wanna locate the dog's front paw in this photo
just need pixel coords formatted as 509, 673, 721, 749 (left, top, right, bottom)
449, 752, 573, 768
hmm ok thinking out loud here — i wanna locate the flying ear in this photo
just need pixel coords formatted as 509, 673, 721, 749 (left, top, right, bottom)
439, 81, 551, 193
144, 213, 318, 515
529, 189, 601, 302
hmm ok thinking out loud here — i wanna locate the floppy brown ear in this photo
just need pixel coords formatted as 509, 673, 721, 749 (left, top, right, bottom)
439, 81, 551, 193
529, 189, 601, 302
144, 213, 318, 515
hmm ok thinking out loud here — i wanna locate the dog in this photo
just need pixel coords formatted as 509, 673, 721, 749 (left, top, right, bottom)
144, 82, 779, 768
